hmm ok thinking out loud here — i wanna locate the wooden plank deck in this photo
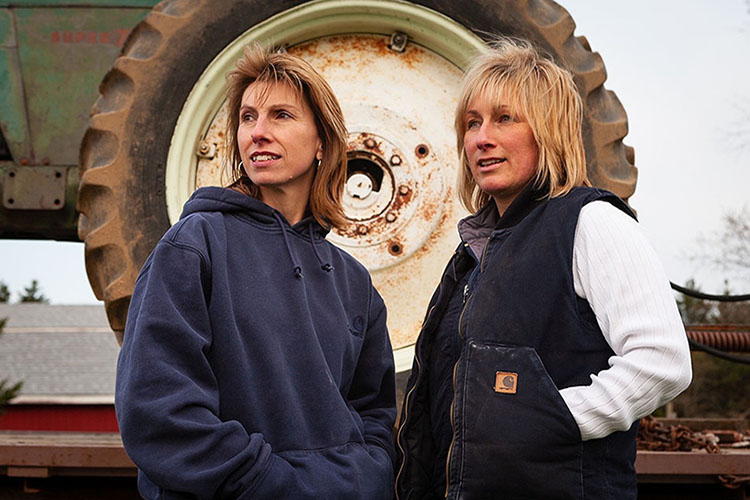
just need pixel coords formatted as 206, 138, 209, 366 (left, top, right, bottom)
0, 431, 135, 478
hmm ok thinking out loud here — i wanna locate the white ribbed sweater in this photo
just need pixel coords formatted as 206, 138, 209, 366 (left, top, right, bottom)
560, 201, 692, 440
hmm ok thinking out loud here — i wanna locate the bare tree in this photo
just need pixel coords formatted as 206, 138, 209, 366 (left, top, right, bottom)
693, 205, 750, 287
715, 206, 750, 275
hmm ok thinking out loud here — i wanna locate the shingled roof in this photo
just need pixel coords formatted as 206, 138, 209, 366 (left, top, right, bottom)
0, 304, 118, 403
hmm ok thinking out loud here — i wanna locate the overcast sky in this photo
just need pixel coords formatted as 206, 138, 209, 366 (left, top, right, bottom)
1, 0, 749, 304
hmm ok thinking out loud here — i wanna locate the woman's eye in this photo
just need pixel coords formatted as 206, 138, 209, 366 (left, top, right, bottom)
467, 119, 480, 130
499, 114, 512, 123
277, 110, 292, 119
241, 113, 255, 122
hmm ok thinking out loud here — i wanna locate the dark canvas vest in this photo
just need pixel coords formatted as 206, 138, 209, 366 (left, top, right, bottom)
448, 186, 638, 499
396, 186, 640, 500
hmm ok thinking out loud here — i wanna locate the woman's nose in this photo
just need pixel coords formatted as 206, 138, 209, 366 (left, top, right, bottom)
251, 117, 269, 143
474, 123, 494, 151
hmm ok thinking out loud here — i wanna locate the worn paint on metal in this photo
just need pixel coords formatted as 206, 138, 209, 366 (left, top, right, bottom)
0, 8, 12, 44
195, 34, 466, 350
0, 1, 158, 6
0, 164, 80, 239
0, 9, 33, 162
13, 7, 150, 165
3, 165, 66, 210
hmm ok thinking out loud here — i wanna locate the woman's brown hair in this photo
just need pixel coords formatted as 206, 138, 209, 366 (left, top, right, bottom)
225, 44, 348, 228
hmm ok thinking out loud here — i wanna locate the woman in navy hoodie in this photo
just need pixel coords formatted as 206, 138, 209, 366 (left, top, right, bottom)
116, 45, 396, 499
396, 38, 692, 499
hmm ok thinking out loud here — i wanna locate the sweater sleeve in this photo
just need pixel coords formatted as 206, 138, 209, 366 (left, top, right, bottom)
559, 201, 692, 441
116, 239, 273, 499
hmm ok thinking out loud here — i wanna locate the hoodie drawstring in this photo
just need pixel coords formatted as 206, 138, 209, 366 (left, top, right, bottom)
309, 225, 334, 272
272, 212, 334, 278
273, 212, 303, 279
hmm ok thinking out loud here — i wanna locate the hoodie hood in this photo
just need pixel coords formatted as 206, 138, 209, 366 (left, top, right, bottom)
181, 186, 333, 277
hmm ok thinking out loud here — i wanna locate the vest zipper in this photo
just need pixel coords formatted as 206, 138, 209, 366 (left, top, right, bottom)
444, 360, 459, 497
445, 237, 490, 495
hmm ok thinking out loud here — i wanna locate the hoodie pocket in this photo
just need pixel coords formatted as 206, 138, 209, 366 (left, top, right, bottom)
449, 340, 583, 500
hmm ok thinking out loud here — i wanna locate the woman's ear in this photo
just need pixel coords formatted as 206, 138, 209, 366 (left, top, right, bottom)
316, 146, 323, 161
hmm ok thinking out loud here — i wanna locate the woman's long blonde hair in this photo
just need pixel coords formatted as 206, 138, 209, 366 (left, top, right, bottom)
225, 44, 348, 229
455, 37, 590, 213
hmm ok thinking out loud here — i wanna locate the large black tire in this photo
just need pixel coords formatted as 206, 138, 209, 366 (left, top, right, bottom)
78, 0, 636, 340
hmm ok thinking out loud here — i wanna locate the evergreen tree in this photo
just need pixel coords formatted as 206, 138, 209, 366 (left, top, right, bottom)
675, 279, 718, 324
0, 317, 23, 416
0, 281, 9, 303
19, 279, 49, 303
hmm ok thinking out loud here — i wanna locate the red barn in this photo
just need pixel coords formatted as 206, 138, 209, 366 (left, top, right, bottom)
0, 303, 119, 432
0, 303, 135, 493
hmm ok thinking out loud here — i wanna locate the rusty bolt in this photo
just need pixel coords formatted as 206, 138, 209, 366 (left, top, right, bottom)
398, 185, 410, 196
415, 144, 429, 158
389, 31, 408, 53
385, 212, 397, 223
390, 154, 402, 166
199, 142, 211, 154
364, 138, 377, 149
356, 225, 369, 235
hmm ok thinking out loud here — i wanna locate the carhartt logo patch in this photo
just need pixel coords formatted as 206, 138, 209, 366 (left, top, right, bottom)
494, 371, 518, 394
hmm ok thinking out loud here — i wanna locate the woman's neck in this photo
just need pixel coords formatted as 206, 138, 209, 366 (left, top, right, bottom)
260, 187, 309, 226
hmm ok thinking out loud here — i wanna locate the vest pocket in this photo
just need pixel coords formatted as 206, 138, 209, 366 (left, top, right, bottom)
449, 340, 583, 500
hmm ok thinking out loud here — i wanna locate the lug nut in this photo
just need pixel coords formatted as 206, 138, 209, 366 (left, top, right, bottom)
389, 32, 408, 53
398, 185, 410, 196
385, 212, 397, 223
364, 138, 377, 149
390, 154, 402, 166
356, 225, 369, 235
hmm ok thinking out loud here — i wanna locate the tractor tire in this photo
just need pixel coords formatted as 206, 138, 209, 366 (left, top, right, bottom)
77, 0, 636, 343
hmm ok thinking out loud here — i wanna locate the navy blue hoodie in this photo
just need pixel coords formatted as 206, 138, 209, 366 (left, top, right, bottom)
116, 186, 396, 499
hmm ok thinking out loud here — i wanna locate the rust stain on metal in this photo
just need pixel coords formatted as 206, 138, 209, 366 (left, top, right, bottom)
348, 132, 384, 157
291, 35, 427, 73
418, 194, 441, 226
